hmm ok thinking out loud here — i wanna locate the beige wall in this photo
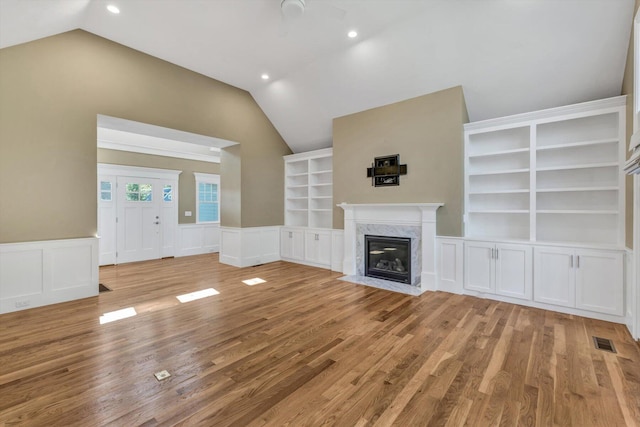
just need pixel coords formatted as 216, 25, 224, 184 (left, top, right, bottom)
97, 149, 219, 224
333, 86, 468, 236
221, 145, 242, 228
0, 30, 291, 243
622, 0, 640, 249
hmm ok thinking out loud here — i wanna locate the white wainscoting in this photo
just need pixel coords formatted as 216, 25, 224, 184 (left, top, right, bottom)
626, 248, 636, 338
219, 226, 281, 267
331, 230, 344, 272
176, 223, 220, 257
436, 237, 464, 294
0, 237, 98, 314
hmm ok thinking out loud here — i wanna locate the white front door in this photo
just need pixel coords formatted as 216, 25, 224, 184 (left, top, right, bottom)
116, 177, 162, 264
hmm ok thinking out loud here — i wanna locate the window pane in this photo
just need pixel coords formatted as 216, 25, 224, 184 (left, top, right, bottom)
199, 202, 218, 222
126, 183, 139, 192
126, 192, 139, 201
100, 191, 112, 201
140, 184, 152, 192
100, 181, 112, 191
140, 191, 152, 202
163, 185, 172, 202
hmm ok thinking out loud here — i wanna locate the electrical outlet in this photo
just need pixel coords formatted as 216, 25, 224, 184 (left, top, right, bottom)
15, 300, 30, 308
154, 370, 171, 381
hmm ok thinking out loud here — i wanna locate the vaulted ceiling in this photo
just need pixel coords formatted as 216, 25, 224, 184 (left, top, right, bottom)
0, 0, 634, 153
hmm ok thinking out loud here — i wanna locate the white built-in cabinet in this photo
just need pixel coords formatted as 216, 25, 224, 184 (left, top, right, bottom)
305, 229, 332, 266
534, 246, 624, 316
282, 148, 334, 269
464, 241, 532, 300
281, 227, 332, 268
462, 96, 627, 321
280, 228, 304, 261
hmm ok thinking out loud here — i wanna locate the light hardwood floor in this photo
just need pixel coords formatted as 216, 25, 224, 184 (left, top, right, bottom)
0, 254, 639, 426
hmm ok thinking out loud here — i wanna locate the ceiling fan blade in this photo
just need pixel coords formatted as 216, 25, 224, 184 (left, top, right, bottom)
307, 1, 346, 22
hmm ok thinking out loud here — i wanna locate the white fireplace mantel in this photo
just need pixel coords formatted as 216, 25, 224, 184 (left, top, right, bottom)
338, 203, 443, 292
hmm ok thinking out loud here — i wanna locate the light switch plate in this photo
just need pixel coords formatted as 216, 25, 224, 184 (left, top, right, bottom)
185, 211, 192, 217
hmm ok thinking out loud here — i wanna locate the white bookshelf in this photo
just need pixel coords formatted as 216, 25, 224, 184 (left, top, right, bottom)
284, 148, 333, 229
464, 96, 626, 246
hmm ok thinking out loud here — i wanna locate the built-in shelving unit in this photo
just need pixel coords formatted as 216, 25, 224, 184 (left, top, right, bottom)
464, 96, 626, 246
284, 148, 333, 229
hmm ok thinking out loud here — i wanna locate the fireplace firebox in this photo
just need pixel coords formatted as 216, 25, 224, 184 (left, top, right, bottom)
364, 235, 411, 284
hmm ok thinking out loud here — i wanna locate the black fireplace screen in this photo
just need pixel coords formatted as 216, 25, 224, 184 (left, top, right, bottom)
364, 235, 411, 284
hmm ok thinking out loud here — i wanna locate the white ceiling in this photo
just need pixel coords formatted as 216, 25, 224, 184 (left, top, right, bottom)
0, 0, 635, 153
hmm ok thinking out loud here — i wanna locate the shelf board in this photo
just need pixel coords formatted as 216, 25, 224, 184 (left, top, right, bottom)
287, 209, 308, 212
467, 147, 529, 159
536, 138, 618, 151
311, 183, 333, 187
536, 162, 618, 172
310, 169, 332, 175
286, 184, 308, 189
311, 196, 332, 199
287, 196, 308, 200
468, 189, 529, 195
537, 209, 618, 215
468, 210, 529, 214
468, 168, 530, 177
286, 172, 308, 177
310, 209, 332, 212
536, 186, 618, 193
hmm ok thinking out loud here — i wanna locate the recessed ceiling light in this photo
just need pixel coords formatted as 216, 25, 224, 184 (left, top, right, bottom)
107, 4, 120, 14
261, 74, 270, 80
348, 30, 358, 38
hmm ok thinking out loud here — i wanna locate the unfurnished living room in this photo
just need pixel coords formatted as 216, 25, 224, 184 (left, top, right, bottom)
1, 0, 640, 425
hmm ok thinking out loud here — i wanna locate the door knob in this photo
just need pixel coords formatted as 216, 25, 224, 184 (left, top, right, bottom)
154, 221, 160, 225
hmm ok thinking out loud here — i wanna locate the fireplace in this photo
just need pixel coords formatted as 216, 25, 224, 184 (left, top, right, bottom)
365, 235, 411, 284
339, 203, 443, 294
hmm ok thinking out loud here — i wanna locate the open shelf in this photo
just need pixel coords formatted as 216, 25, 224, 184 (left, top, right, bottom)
465, 97, 625, 245
468, 147, 530, 159
468, 168, 530, 177
535, 138, 618, 151
536, 186, 618, 193
284, 148, 333, 229
536, 162, 618, 172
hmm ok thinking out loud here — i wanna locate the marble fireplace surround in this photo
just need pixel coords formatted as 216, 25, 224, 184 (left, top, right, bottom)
338, 203, 443, 294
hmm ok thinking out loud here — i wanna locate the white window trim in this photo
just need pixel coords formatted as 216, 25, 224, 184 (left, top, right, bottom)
195, 172, 220, 224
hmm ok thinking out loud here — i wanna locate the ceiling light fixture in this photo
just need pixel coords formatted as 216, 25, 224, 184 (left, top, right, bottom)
348, 30, 358, 38
261, 74, 270, 80
281, 0, 305, 19
106, 4, 120, 14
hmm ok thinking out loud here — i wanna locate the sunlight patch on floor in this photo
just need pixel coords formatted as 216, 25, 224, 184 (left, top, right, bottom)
176, 288, 220, 303
99, 307, 137, 324
242, 278, 266, 286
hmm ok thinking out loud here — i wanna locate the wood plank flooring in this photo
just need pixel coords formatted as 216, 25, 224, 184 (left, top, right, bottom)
0, 254, 639, 426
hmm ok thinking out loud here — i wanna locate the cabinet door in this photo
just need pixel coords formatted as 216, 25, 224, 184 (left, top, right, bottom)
464, 242, 494, 293
304, 230, 331, 266
533, 247, 575, 308
281, 229, 304, 261
314, 231, 332, 266
575, 249, 624, 316
495, 243, 532, 300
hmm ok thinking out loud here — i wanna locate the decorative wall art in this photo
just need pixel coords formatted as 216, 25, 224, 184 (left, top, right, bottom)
366, 154, 407, 187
